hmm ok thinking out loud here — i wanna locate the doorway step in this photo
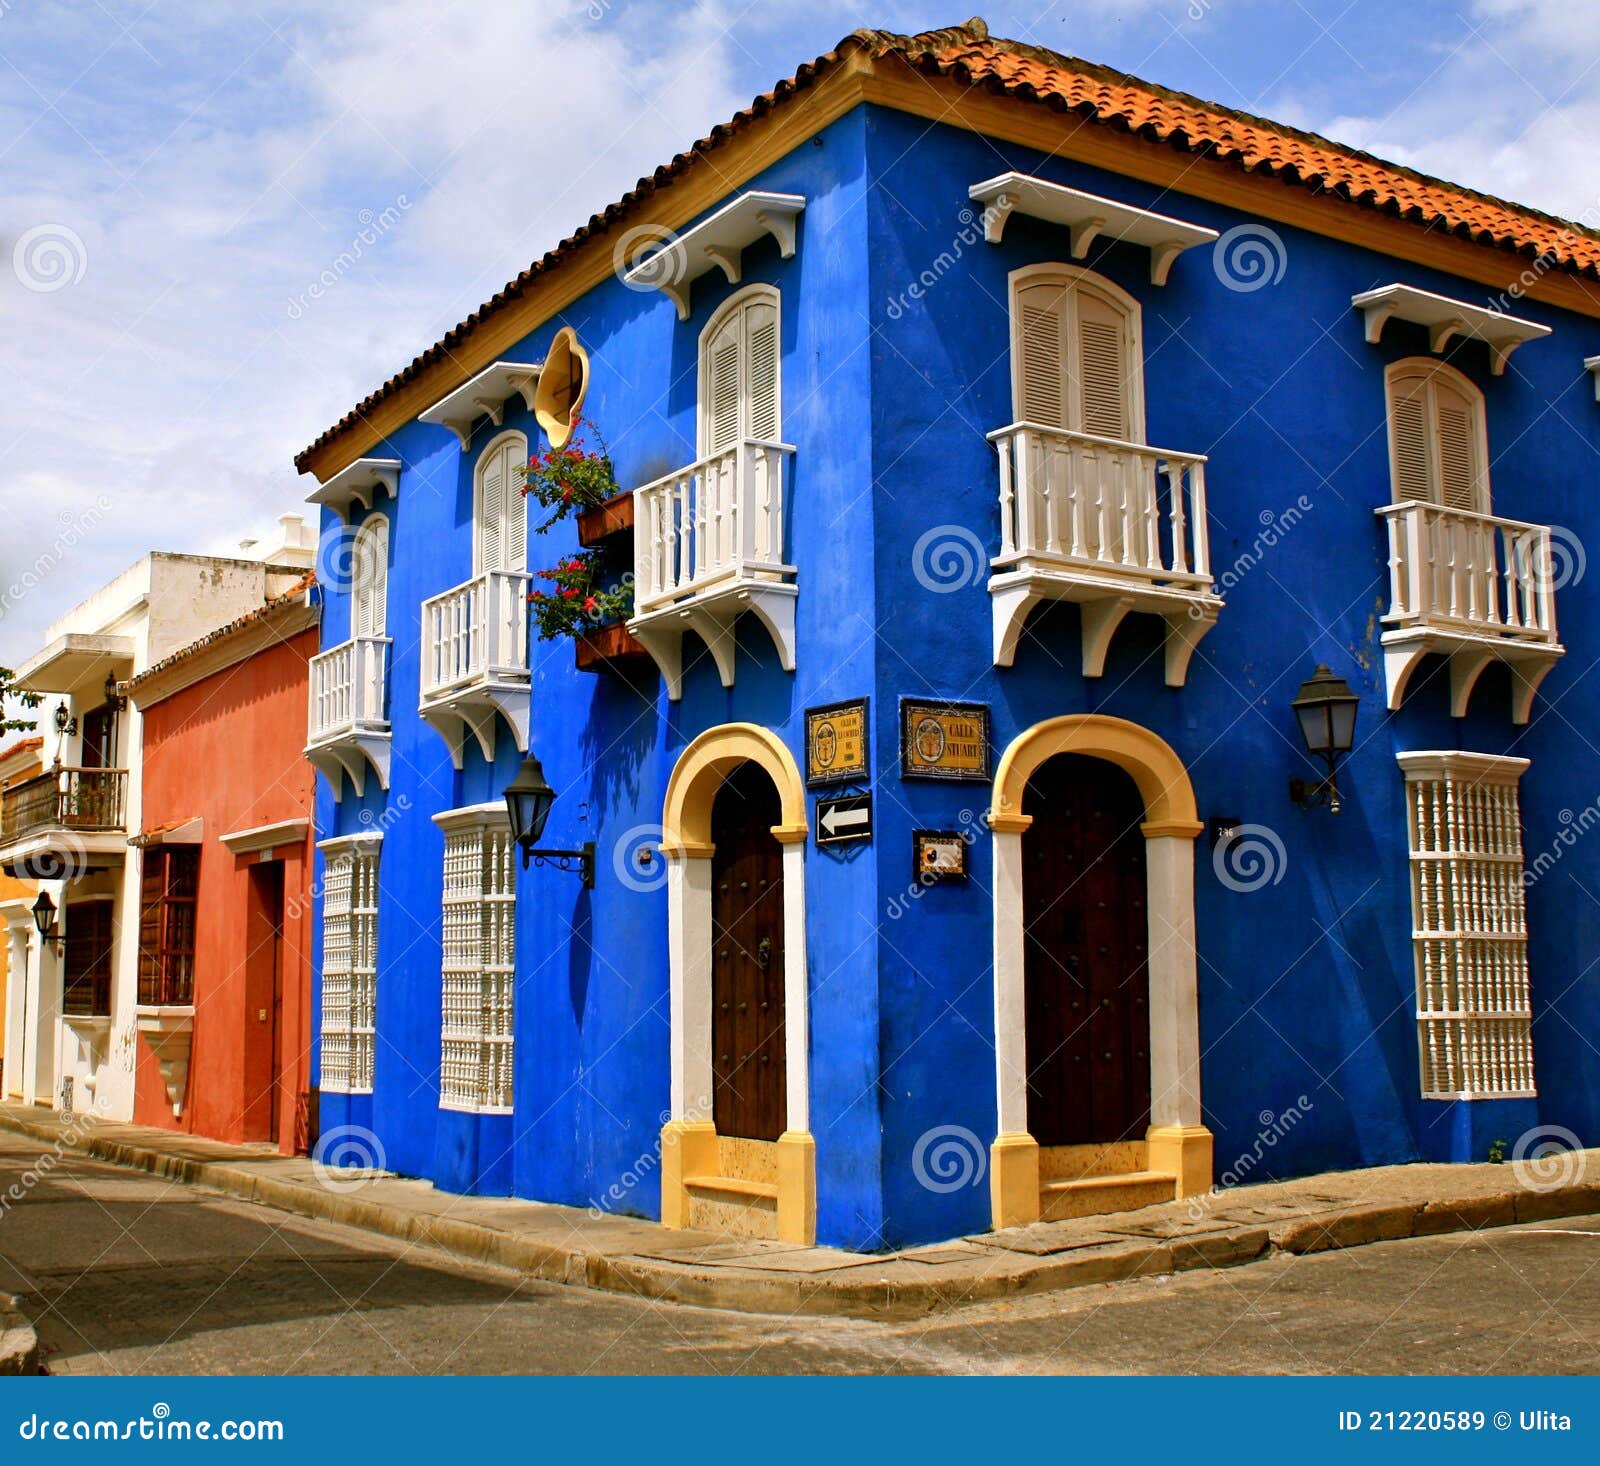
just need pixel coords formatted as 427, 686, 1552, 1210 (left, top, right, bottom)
684, 1136, 779, 1239
1039, 1141, 1178, 1221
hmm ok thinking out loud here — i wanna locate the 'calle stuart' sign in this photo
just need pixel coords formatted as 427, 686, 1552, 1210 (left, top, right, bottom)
899, 699, 990, 781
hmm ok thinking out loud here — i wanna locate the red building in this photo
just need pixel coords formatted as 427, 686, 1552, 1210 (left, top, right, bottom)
124, 573, 318, 1153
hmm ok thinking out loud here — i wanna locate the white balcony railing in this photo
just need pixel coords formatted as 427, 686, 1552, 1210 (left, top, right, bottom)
421, 569, 532, 699
1375, 501, 1563, 724
304, 635, 392, 799
987, 422, 1220, 683
417, 569, 532, 765
627, 439, 798, 700
308, 635, 390, 745
1377, 501, 1556, 644
990, 422, 1212, 588
633, 439, 794, 613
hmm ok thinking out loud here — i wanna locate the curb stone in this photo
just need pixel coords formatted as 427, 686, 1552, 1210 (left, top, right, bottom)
3, 1111, 1599, 1320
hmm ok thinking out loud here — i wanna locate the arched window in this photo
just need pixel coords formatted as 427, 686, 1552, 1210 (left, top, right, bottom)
474, 431, 528, 575
1385, 359, 1489, 513
1010, 265, 1144, 442
352, 513, 389, 638
699, 285, 780, 455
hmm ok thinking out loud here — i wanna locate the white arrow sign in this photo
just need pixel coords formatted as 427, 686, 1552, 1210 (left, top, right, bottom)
817, 794, 872, 844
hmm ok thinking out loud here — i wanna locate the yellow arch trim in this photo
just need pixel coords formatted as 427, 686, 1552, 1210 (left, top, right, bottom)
991, 713, 1199, 831
662, 722, 807, 850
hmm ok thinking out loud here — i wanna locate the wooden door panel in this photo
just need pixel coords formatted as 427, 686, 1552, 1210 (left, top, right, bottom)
711, 763, 786, 1141
1022, 754, 1150, 1145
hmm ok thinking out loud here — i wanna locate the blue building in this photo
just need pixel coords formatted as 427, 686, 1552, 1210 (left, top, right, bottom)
295, 19, 1600, 1251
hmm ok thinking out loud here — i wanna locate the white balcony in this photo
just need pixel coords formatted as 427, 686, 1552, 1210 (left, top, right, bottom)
1377, 501, 1563, 723
988, 423, 1222, 684
419, 570, 532, 765
305, 635, 391, 800
628, 439, 796, 700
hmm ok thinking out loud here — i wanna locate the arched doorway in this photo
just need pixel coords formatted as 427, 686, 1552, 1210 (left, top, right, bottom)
1023, 754, 1150, 1148
659, 724, 813, 1244
989, 714, 1212, 1229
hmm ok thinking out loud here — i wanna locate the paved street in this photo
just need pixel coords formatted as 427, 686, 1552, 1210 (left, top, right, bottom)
2, 1131, 1598, 1376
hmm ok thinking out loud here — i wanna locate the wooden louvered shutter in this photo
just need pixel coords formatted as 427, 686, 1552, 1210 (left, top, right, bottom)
1015, 280, 1069, 429
477, 445, 505, 572
502, 441, 527, 572
1432, 378, 1481, 512
746, 299, 779, 442
703, 314, 742, 455
1388, 375, 1433, 504
355, 516, 388, 637
1072, 287, 1131, 441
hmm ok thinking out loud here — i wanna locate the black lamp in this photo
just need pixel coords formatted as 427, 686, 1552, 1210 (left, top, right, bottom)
31, 890, 63, 950
1289, 664, 1360, 813
103, 671, 126, 712
504, 753, 594, 887
52, 702, 75, 736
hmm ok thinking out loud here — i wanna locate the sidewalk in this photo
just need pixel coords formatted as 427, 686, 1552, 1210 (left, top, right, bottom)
3, 1102, 1596, 1321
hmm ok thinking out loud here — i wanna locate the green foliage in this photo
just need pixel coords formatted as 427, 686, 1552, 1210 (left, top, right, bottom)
1487, 1137, 1508, 1164
527, 552, 634, 642
0, 665, 40, 737
519, 417, 621, 528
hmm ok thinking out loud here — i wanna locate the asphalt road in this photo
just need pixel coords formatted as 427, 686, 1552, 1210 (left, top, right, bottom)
1, 1130, 1596, 1376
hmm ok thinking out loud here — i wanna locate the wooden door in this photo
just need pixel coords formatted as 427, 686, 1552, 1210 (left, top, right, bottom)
710, 763, 786, 1141
1022, 754, 1150, 1146
79, 706, 116, 769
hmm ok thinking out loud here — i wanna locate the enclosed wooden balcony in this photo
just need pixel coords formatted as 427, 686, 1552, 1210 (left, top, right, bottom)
0, 766, 129, 876
628, 438, 796, 699
987, 422, 1222, 684
1377, 500, 1563, 723
419, 569, 532, 766
306, 634, 392, 799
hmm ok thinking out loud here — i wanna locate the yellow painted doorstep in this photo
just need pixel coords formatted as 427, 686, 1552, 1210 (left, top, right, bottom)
660, 1123, 816, 1245
993, 1126, 1215, 1229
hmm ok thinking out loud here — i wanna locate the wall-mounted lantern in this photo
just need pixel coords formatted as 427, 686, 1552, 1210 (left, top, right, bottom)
102, 671, 127, 713
31, 890, 65, 952
53, 702, 75, 736
1289, 664, 1359, 814
504, 753, 595, 887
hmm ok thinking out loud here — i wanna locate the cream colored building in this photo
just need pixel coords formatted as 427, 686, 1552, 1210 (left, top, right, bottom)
0, 517, 315, 1117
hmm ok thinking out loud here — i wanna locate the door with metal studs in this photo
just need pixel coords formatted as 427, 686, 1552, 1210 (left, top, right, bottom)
1021, 753, 1151, 1146
710, 762, 787, 1141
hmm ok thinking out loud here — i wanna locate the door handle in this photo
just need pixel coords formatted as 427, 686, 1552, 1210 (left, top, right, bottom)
756, 936, 772, 970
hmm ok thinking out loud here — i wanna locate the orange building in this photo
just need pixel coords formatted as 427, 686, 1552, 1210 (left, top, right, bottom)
0, 737, 44, 1101
123, 574, 318, 1152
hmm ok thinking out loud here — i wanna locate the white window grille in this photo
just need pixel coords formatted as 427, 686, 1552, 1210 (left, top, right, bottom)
317, 833, 382, 1094
433, 805, 516, 1113
1399, 752, 1535, 1100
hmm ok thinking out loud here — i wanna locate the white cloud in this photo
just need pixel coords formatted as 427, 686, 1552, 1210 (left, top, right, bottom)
0, 0, 749, 663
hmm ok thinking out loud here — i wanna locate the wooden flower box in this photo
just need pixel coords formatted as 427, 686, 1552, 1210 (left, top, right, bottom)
575, 621, 652, 674
576, 489, 635, 547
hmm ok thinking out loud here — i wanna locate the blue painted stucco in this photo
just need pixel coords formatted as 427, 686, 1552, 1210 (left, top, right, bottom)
311, 99, 1600, 1250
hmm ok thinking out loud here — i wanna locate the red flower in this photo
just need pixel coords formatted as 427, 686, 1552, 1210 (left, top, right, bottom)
561, 586, 579, 599
583, 595, 597, 614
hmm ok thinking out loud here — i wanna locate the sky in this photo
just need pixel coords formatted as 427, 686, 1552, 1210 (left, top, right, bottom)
2, 0, 1598, 664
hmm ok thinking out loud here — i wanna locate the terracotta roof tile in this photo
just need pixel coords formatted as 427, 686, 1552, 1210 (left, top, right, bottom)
296, 17, 1600, 469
